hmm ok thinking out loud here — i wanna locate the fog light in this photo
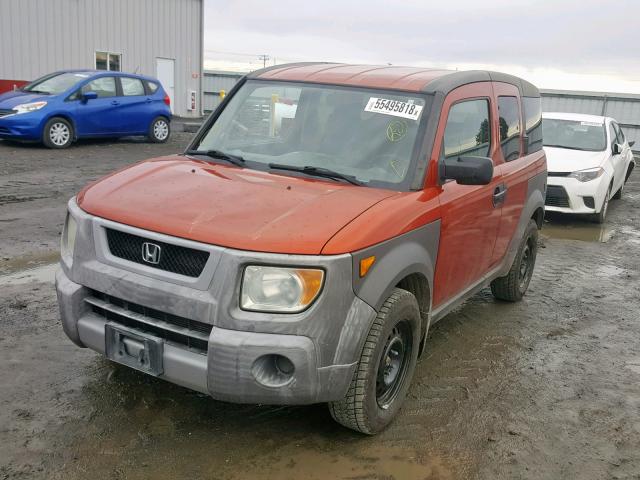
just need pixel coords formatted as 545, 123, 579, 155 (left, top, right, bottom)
583, 196, 595, 209
251, 354, 295, 387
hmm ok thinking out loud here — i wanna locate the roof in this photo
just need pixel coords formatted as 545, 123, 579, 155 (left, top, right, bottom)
542, 112, 608, 123
249, 62, 539, 97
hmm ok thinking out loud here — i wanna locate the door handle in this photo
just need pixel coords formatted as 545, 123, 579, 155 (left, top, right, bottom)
493, 184, 508, 207
111, 100, 120, 106
146, 98, 153, 103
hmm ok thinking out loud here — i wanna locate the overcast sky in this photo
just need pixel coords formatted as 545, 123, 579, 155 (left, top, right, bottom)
203, 0, 640, 93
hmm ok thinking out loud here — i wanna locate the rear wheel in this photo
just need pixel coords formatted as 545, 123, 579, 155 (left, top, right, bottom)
148, 116, 170, 143
43, 117, 73, 149
328, 288, 420, 435
491, 219, 538, 302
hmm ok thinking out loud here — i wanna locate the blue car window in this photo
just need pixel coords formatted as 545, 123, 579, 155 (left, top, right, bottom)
146, 81, 159, 94
81, 77, 116, 98
121, 77, 145, 96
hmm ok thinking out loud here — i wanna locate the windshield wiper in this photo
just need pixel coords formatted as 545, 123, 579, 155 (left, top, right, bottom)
186, 149, 245, 167
544, 144, 598, 152
268, 163, 363, 186
26, 89, 50, 95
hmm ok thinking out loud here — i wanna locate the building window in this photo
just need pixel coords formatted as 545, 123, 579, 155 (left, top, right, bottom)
95, 51, 121, 72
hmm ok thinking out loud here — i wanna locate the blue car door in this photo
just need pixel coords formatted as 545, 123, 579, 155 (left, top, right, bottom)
74, 76, 122, 136
118, 77, 151, 134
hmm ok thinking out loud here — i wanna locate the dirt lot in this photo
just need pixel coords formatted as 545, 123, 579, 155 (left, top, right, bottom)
1, 136, 639, 480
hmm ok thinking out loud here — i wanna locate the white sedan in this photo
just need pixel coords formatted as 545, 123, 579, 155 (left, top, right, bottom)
543, 112, 636, 223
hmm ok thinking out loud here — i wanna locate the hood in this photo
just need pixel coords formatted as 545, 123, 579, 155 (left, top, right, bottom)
0, 90, 51, 109
543, 146, 607, 173
77, 156, 398, 255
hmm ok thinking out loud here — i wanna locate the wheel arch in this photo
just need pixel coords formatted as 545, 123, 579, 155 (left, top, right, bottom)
351, 220, 440, 331
43, 113, 78, 140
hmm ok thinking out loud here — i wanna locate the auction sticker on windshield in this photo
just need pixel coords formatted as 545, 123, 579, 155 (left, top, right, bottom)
365, 97, 423, 121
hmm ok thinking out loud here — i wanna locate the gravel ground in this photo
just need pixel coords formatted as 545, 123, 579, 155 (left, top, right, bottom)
1, 137, 639, 480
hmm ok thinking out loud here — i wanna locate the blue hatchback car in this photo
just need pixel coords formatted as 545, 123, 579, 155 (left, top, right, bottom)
0, 70, 172, 148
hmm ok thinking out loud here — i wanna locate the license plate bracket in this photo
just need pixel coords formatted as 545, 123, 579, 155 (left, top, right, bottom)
105, 323, 164, 376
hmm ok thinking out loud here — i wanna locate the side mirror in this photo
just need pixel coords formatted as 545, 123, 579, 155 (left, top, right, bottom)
629, 140, 635, 148
82, 91, 98, 102
612, 143, 622, 155
440, 155, 494, 185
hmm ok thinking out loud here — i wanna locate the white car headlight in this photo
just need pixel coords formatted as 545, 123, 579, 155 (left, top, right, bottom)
61, 212, 77, 262
568, 167, 605, 182
241, 266, 324, 313
13, 101, 48, 115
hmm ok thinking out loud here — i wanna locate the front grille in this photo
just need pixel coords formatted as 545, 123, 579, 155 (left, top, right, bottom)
86, 289, 212, 353
547, 171, 571, 177
105, 228, 209, 278
545, 185, 570, 208
0, 109, 15, 117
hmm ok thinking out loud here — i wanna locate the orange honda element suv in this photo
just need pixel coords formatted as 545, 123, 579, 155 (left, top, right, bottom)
56, 63, 546, 434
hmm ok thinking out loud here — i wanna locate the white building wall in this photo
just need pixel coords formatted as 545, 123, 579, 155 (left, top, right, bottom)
0, 0, 203, 117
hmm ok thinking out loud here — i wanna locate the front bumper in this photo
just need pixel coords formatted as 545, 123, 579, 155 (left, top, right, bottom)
0, 113, 43, 140
56, 199, 377, 405
545, 176, 609, 214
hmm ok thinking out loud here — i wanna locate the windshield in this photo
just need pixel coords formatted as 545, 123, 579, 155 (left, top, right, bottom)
23, 72, 91, 95
193, 80, 428, 189
543, 118, 606, 152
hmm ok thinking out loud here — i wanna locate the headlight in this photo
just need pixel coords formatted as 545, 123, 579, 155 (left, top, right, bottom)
13, 101, 48, 115
241, 266, 324, 313
61, 212, 77, 262
568, 167, 605, 182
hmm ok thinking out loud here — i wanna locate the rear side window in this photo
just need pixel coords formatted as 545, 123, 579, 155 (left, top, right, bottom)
121, 77, 145, 96
498, 96, 521, 161
522, 97, 543, 153
443, 99, 491, 159
81, 77, 116, 98
146, 81, 159, 94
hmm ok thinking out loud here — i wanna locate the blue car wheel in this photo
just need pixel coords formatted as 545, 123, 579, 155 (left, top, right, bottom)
43, 117, 74, 149
149, 116, 170, 143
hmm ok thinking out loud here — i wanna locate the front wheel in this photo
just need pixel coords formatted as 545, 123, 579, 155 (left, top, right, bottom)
491, 219, 538, 302
43, 117, 73, 149
328, 288, 420, 434
591, 185, 612, 224
148, 117, 170, 143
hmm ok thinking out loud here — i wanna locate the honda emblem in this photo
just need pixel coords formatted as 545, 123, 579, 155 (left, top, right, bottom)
142, 242, 161, 264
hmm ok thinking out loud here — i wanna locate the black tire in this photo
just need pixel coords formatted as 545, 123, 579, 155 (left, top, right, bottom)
491, 219, 538, 302
148, 116, 170, 143
328, 288, 421, 435
591, 185, 612, 224
42, 117, 73, 149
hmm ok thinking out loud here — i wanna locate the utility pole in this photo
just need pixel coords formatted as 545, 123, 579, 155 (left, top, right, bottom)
258, 54, 270, 68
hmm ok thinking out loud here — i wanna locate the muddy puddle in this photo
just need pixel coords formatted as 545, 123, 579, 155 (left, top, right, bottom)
541, 222, 614, 243
0, 250, 59, 275
0, 262, 58, 286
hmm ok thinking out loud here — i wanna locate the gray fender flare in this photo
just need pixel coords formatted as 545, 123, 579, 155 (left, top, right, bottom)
351, 220, 440, 323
